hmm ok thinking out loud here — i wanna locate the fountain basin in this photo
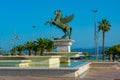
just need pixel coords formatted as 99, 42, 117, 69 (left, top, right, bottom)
0, 56, 61, 67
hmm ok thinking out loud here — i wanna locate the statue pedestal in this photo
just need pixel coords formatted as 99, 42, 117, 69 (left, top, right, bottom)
53, 39, 74, 52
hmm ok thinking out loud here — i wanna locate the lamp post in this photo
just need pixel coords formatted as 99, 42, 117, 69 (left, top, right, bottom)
12, 34, 20, 55
92, 10, 99, 60
32, 26, 36, 41
50, 33, 54, 40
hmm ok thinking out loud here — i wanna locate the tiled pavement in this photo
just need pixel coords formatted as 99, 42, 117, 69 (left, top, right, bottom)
0, 69, 119, 80
80, 68, 120, 80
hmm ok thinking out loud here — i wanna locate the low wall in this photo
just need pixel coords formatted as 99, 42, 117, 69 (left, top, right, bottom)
90, 62, 120, 69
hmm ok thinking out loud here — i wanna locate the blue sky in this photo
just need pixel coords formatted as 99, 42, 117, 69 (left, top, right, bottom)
0, 0, 120, 50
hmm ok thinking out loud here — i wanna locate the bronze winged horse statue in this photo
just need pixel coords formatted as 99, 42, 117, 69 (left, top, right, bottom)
45, 10, 74, 39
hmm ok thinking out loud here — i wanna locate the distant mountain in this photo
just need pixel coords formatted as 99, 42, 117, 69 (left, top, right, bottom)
72, 47, 103, 55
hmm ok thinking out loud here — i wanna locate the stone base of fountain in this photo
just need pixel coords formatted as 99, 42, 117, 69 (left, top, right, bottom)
0, 56, 61, 68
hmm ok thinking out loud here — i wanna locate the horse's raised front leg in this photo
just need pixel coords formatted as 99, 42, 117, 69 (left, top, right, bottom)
45, 20, 53, 26
45, 21, 49, 25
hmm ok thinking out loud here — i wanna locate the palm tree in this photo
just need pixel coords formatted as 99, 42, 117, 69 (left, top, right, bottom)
98, 19, 111, 61
33, 41, 39, 56
16, 45, 25, 56
114, 44, 120, 52
25, 41, 34, 56
36, 38, 48, 56
105, 45, 120, 61
114, 44, 120, 60
46, 39, 54, 52
105, 47, 115, 61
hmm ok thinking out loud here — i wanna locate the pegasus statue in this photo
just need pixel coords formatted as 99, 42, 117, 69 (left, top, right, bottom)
45, 10, 74, 39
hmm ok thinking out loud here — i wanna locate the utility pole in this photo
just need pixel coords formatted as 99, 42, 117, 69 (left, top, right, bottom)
92, 10, 99, 61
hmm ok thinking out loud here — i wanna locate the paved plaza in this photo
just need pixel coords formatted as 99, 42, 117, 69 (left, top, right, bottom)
0, 68, 120, 80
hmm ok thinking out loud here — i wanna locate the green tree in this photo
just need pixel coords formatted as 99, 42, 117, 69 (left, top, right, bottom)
36, 38, 48, 56
25, 41, 34, 56
114, 44, 120, 52
45, 39, 54, 52
98, 19, 111, 61
114, 44, 120, 60
105, 47, 115, 61
16, 45, 25, 56
105, 45, 120, 61
83, 52, 89, 56
83, 52, 89, 60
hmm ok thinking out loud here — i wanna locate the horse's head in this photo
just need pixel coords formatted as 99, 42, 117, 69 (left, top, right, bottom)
54, 10, 62, 16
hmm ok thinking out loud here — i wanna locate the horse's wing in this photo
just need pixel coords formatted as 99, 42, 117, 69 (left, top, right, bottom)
61, 14, 74, 23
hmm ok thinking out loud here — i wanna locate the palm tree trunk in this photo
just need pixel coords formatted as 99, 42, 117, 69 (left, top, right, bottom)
40, 48, 45, 56
41, 50, 44, 56
19, 51, 22, 56
35, 51, 39, 56
109, 54, 113, 61
47, 49, 52, 52
112, 54, 115, 62
29, 50, 32, 56
102, 31, 105, 61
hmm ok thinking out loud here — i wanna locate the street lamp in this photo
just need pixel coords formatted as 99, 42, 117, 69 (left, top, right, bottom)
92, 10, 99, 60
32, 26, 36, 41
